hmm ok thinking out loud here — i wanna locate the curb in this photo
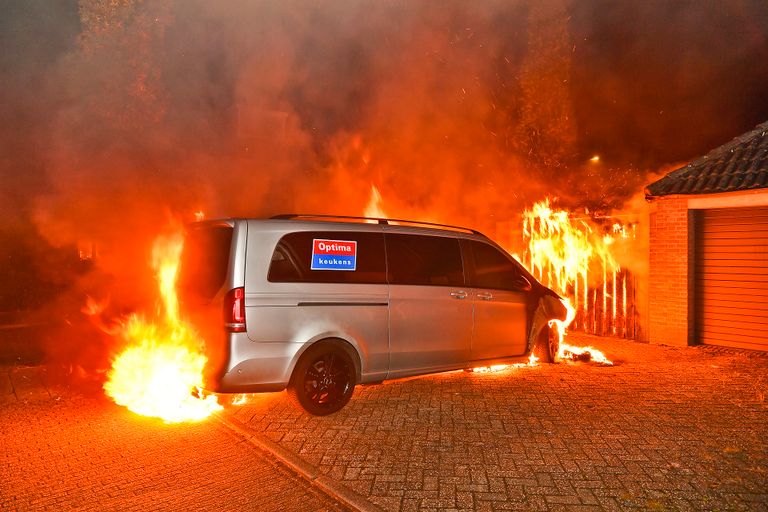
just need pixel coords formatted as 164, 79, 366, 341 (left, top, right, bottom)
214, 412, 384, 512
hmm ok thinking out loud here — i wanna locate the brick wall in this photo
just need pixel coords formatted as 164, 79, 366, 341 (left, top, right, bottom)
648, 197, 691, 346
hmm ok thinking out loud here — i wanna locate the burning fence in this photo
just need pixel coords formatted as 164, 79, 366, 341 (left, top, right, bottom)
517, 198, 641, 340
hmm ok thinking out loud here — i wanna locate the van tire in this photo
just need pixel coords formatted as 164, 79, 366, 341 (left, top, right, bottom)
538, 323, 561, 363
287, 341, 356, 415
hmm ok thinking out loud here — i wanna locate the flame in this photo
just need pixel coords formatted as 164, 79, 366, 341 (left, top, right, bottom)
471, 352, 540, 373
560, 342, 613, 365
230, 394, 251, 406
550, 298, 612, 365
81, 295, 108, 316
364, 185, 387, 219
522, 198, 630, 335
103, 230, 221, 423
523, 198, 619, 296
471, 364, 511, 373
523, 200, 618, 363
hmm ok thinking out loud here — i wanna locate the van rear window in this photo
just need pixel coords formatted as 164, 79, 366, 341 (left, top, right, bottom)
268, 231, 386, 284
179, 225, 233, 302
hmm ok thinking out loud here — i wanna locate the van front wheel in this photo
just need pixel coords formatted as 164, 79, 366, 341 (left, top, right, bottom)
538, 323, 561, 363
287, 342, 356, 415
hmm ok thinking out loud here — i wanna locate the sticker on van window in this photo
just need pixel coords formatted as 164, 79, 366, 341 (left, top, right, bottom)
311, 239, 357, 271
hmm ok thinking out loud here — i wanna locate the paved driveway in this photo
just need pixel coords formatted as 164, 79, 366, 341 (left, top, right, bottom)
3, 335, 766, 511
226, 335, 768, 511
0, 367, 347, 512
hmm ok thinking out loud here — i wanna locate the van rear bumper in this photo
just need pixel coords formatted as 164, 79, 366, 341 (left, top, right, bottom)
206, 334, 301, 393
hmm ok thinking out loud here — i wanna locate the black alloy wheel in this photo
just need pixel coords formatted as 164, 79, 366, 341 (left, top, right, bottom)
287, 342, 356, 415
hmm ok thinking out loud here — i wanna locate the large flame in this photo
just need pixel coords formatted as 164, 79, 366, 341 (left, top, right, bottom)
523, 198, 632, 338
523, 198, 618, 299
524, 199, 616, 364
103, 230, 221, 423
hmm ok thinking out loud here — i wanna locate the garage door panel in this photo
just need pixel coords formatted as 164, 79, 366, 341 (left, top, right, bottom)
699, 335, 768, 351
702, 254, 768, 263
699, 302, 768, 314
695, 206, 768, 351
701, 262, 768, 269
701, 265, 768, 275
699, 272, 768, 282
702, 206, 768, 218
700, 242, 768, 254
699, 232, 768, 242
701, 319, 768, 335
700, 328, 768, 343
697, 287, 768, 303
703, 311, 768, 324
703, 213, 768, 222
700, 224, 768, 235
699, 280, 768, 291
698, 238, 766, 250
701, 217, 768, 228
699, 294, 768, 306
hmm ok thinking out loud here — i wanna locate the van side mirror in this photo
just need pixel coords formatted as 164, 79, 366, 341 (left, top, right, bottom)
513, 275, 532, 292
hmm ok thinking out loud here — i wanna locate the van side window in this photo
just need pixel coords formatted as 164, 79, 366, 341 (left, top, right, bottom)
470, 241, 523, 291
386, 234, 464, 286
268, 231, 386, 284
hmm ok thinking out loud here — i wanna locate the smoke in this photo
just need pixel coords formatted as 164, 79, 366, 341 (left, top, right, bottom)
11, 1, 768, 238
1, 0, 767, 369
570, 0, 768, 166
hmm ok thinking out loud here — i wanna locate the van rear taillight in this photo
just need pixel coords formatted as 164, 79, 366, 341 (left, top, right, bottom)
224, 287, 246, 332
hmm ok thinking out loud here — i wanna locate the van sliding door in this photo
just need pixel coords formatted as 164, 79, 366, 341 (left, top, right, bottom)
385, 233, 472, 377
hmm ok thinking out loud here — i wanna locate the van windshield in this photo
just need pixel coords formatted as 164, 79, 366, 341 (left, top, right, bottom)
178, 225, 233, 304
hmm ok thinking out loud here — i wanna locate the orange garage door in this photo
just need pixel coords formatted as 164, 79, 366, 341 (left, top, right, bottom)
695, 206, 768, 351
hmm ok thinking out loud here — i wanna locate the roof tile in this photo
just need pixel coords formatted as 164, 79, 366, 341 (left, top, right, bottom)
646, 120, 768, 197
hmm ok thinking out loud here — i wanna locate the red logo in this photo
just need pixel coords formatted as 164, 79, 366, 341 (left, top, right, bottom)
312, 239, 357, 256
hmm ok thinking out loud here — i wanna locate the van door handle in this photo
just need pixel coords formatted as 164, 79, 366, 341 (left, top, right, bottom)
450, 290, 467, 299
477, 292, 493, 300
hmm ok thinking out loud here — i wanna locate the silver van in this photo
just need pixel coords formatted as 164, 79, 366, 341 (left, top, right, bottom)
179, 215, 567, 415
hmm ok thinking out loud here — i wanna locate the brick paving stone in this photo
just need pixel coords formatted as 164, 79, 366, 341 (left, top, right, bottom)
0, 368, 348, 512
227, 335, 768, 511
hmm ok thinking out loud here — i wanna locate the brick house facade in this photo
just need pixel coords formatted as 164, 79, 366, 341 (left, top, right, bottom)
645, 121, 768, 350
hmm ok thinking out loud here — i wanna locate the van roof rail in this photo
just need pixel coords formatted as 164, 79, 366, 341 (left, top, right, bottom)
270, 213, 484, 235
